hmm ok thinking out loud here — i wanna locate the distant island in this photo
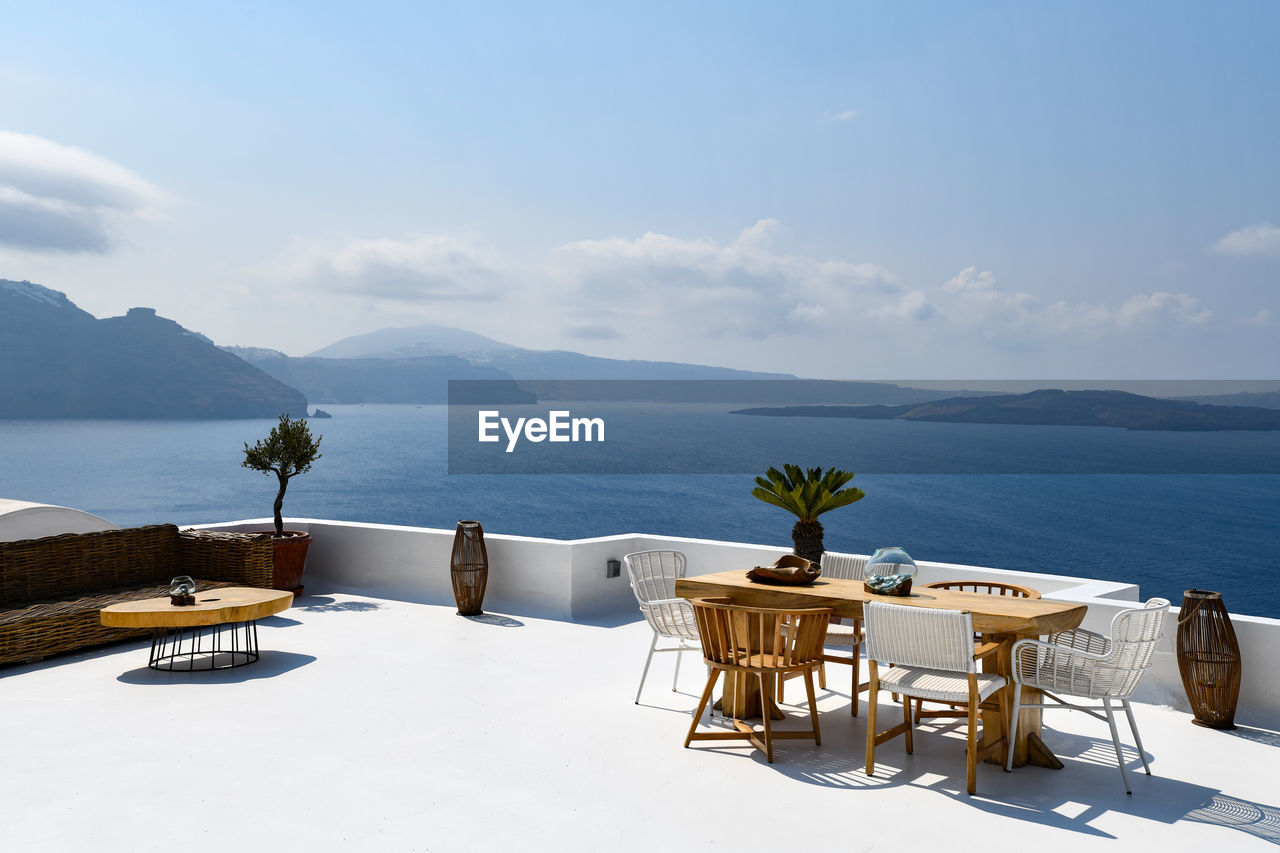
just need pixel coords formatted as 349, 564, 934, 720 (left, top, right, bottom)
730, 389, 1280, 431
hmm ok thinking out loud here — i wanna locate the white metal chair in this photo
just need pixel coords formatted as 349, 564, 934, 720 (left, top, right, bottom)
1006, 597, 1170, 794
624, 550, 700, 703
913, 579, 1041, 721
783, 552, 869, 715
863, 600, 1009, 795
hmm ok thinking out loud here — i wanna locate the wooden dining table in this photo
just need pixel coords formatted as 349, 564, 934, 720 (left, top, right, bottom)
674, 570, 1087, 769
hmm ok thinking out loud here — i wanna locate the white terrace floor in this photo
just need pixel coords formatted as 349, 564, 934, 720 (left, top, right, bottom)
3, 593, 1278, 853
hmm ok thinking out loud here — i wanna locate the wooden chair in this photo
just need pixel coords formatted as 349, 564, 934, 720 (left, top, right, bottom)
1007, 598, 1170, 794
923, 580, 1042, 599
778, 552, 870, 715
863, 600, 1009, 795
912, 579, 1040, 721
624, 551, 700, 703
685, 597, 832, 763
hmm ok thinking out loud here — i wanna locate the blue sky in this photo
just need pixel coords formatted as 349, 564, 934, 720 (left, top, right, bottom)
1, 1, 1277, 377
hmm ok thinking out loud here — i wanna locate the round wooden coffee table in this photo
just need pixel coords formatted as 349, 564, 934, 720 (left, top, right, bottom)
101, 587, 294, 670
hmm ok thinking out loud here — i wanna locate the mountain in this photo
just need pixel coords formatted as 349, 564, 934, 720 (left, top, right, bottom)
307, 323, 517, 359
227, 347, 533, 404
1173, 390, 1280, 410
308, 324, 793, 379
730, 389, 1280, 431
0, 280, 308, 419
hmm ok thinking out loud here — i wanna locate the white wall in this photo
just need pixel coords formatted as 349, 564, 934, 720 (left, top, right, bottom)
195, 517, 1279, 727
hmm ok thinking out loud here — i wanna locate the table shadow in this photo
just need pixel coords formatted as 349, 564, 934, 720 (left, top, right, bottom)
115, 651, 316, 684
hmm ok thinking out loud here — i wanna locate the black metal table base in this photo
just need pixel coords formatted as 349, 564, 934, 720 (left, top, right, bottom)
149, 620, 261, 670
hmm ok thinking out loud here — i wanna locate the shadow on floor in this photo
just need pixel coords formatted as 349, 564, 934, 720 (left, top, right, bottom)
1224, 724, 1280, 749
1185, 794, 1280, 844
294, 596, 386, 614
463, 613, 524, 628
115, 651, 316, 684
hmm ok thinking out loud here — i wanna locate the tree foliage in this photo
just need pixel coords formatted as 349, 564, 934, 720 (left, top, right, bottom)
751, 463, 864, 523
243, 414, 323, 536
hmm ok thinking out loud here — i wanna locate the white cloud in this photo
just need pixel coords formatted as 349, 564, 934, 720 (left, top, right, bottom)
275, 233, 503, 302
261, 225, 1231, 371
1212, 221, 1280, 257
550, 219, 900, 336
937, 266, 1211, 342
833, 109, 859, 121
0, 131, 167, 252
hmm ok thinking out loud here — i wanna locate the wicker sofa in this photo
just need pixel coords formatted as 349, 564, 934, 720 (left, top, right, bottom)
0, 524, 274, 666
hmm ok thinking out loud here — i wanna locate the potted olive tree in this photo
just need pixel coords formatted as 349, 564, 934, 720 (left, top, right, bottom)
751, 464, 865, 565
243, 413, 323, 594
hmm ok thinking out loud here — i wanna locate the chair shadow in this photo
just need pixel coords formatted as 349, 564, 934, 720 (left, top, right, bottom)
115, 651, 316, 684
462, 613, 524, 628
681, 704, 1280, 845
1184, 794, 1280, 844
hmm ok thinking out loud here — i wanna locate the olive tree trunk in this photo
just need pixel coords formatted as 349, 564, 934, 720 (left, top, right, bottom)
273, 473, 289, 537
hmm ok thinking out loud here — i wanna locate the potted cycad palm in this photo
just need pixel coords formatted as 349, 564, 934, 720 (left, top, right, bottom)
751, 464, 865, 565
243, 413, 323, 594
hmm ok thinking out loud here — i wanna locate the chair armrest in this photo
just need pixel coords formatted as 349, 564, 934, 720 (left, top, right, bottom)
973, 641, 1002, 660
179, 529, 274, 587
638, 597, 698, 640
1046, 626, 1110, 656
1010, 636, 1115, 691
1011, 637, 1110, 663
642, 597, 693, 610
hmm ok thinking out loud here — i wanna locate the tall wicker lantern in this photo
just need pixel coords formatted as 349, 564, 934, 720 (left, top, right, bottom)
450, 521, 489, 616
1176, 589, 1242, 730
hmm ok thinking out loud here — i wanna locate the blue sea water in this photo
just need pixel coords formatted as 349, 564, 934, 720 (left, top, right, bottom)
1, 404, 1276, 618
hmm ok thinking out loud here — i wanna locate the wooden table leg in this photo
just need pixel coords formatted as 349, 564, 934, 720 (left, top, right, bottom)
714, 671, 785, 720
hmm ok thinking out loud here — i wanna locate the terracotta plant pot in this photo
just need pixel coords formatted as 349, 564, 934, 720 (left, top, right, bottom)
270, 530, 312, 596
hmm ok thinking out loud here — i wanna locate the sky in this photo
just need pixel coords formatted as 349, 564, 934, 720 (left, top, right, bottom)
0, 1, 1277, 379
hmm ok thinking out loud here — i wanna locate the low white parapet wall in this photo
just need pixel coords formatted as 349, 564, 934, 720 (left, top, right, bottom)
196, 518, 1279, 728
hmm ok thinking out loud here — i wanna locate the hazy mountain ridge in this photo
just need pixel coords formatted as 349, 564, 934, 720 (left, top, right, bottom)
230, 348, 532, 404
310, 324, 795, 380
1174, 390, 1280, 410
0, 280, 308, 419
731, 389, 1280, 431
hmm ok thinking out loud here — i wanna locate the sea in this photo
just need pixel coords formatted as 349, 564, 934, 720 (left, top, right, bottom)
1, 403, 1277, 618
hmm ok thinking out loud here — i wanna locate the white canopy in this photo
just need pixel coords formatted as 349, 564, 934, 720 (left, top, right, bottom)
0, 499, 119, 542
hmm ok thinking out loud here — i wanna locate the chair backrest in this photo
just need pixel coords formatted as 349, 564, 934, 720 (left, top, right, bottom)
624, 550, 698, 638
863, 601, 977, 673
1101, 598, 1170, 697
691, 597, 831, 671
623, 550, 685, 605
923, 580, 1041, 599
820, 552, 867, 581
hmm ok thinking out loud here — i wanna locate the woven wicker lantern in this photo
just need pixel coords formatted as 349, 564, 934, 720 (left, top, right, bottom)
450, 521, 489, 616
1176, 589, 1242, 730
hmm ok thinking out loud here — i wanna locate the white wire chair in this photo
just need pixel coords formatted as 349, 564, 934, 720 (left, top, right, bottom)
624, 550, 700, 703
786, 552, 869, 715
1006, 598, 1170, 794
863, 600, 1009, 795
